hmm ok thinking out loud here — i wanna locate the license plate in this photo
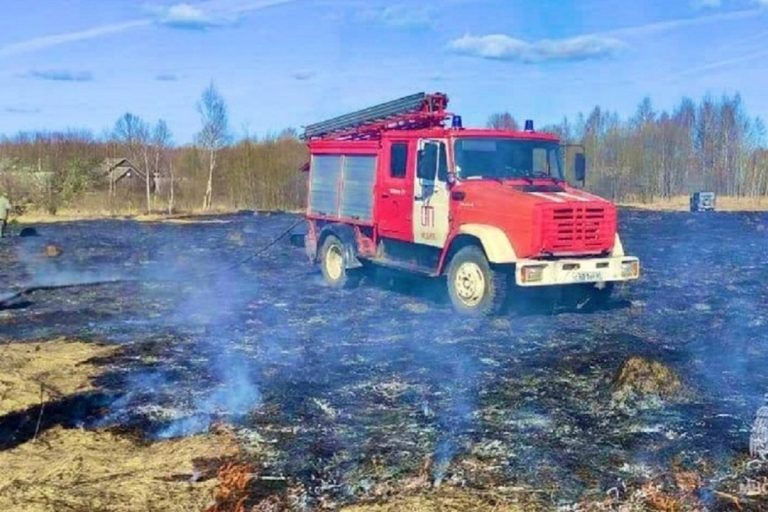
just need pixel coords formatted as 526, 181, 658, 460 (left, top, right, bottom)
573, 271, 603, 282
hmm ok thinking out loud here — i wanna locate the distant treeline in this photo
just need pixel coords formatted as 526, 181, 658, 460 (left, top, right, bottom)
0, 83, 307, 214
0, 131, 307, 214
490, 93, 768, 201
0, 88, 766, 216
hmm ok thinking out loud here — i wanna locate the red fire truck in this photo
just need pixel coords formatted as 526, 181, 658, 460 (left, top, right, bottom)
302, 93, 639, 315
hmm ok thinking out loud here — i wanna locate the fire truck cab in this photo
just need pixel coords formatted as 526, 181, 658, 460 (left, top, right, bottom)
303, 93, 639, 315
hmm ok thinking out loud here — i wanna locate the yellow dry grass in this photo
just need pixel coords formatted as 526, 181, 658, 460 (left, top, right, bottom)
341, 489, 537, 512
0, 338, 242, 512
14, 208, 237, 224
0, 339, 117, 415
15, 207, 303, 224
620, 195, 768, 211
0, 425, 239, 512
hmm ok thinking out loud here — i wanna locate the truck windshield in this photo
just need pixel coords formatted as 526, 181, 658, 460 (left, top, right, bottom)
454, 138, 563, 180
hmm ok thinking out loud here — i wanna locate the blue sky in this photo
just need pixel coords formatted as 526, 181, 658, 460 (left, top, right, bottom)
1, 0, 767, 143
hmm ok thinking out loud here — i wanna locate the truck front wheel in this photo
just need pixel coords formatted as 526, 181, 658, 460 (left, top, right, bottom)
319, 235, 359, 288
446, 246, 508, 316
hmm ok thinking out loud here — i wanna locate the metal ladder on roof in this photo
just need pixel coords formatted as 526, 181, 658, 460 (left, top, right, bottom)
302, 92, 450, 141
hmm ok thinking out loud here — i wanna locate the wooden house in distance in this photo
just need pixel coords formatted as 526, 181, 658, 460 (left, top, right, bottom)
97, 158, 158, 195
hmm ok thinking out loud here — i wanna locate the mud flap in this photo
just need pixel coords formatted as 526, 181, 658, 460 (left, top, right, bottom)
304, 234, 318, 262
344, 244, 363, 269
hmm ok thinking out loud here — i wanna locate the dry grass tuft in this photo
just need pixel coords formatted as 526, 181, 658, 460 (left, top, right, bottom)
340, 488, 539, 512
0, 425, 240, 512
611, 356, 686, 405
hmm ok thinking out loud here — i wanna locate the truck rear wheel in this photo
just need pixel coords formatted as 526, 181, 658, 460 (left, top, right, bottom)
446, 246, 508, 316
319, 235, 359, 288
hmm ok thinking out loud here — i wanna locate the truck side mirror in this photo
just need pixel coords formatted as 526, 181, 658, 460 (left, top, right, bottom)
574, 153, 586, 183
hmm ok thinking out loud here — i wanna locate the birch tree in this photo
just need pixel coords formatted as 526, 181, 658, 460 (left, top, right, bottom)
196, 83, 230, 210
113, 113, 151, 212
152, 120, 173, 213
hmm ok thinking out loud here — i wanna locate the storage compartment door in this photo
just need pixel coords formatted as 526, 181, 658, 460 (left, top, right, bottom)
309, 155, 342, 216
339, 155, 376, 221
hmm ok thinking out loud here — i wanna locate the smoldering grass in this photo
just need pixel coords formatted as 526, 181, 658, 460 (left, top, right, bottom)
156, 351, 262, 438
13, 235, 125, 290
423, 340, 479, 488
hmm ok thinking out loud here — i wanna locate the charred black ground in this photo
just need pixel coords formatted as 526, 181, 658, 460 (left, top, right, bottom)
1, 210, 767, 508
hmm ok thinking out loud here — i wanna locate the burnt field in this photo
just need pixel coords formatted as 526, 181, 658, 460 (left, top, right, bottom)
1, 210, 768, 510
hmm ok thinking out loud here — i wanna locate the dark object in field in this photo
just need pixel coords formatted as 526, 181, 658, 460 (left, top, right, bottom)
611, 356, 684, 405
44, 244, 62, 257
19, 227, 38, 237
0, 280, 133, 309
690, 191, 716, 212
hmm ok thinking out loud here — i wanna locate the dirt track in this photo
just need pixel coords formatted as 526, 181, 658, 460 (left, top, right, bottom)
1, 210, 767, 510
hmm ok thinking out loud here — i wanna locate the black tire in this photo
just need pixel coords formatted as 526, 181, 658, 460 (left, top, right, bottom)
319, 235, 360, 289
446, 246, 508, 316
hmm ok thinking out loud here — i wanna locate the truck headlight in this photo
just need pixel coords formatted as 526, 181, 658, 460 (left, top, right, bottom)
621, 260, 639, 278
521, 265, 545, 283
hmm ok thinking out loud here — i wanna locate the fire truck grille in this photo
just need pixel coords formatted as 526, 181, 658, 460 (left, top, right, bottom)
541, 205, 612, 253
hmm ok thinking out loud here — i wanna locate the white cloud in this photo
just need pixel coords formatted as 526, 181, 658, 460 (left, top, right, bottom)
448, 34, 625, 63
668, 46, 768, 80
444, 2, 765, 66
0, 0, 295, 57
367, 4, 432, 28
0, 20, 150, 57
26, 69, 94, 82
602, 7, 764, 38
692, 0, 768, 7
691, 0, 722, 9
155, 3, 238, 29
3, 106, 40, 114
152, 0, 296, 30
291, 70, 315, 81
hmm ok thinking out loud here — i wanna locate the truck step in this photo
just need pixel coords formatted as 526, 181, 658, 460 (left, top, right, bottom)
368, 257, 440, 277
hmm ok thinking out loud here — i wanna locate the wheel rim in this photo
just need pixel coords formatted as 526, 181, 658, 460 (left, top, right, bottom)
325, 244, 344, 281
453, 261, 486, 307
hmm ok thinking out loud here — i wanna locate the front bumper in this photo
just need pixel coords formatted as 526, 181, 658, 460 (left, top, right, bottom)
515, 256, 640, 287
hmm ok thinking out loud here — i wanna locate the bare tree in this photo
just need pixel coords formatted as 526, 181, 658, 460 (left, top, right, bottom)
152, 120, 173, 213
486, 112, 519, 131
196, 82, 230, 210
113, 113, 151, 212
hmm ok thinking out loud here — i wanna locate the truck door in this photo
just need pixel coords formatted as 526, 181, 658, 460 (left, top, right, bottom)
376, 140, 414, 241
413, 140, 450, 248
